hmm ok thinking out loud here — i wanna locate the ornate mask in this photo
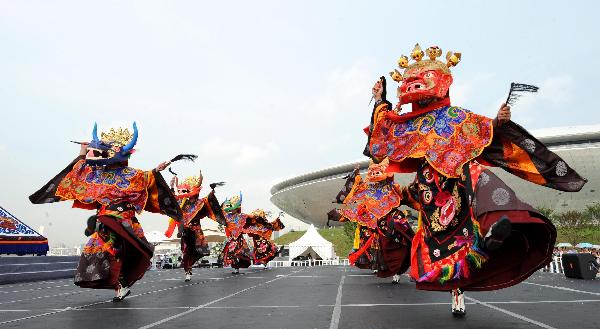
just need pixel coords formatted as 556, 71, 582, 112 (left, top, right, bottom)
222, 193, 242, 212
389, 43, 461, 106
366, 158, 394, 182
85, 122, 138, 166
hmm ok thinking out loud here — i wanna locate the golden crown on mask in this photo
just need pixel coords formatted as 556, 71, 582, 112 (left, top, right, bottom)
389, 43, 462, 82
101, 127, 134, 147
251, 209, 267, 218
182, 176, 201, 188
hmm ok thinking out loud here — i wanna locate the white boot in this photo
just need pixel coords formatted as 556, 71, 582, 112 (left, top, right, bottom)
185, 271, 192, 282
451, 288, 466, 317
392, 274, 401, 284
113, 284, 131, 302
232, 268, 240, 275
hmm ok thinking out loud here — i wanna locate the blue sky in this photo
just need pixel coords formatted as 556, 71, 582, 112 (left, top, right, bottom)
1, 1, 597, 246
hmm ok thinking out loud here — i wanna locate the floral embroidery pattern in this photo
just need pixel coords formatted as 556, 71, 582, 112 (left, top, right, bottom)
370, 106, 493, 177
340, 180, 401, 229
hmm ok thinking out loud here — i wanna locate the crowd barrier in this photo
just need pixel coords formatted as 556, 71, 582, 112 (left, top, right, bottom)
267, 258, 350, 267
542, 255, 564, 274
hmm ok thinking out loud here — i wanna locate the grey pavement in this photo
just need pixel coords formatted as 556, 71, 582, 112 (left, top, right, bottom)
0, 266, 598, 329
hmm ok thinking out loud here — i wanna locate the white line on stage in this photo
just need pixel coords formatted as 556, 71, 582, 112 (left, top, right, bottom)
137, 268, 305, 329
329, 275, 345, 329
0, 269, 264, 326
523, 281, 600, 296
3, 299, 600, 313
465, 296, 557, 329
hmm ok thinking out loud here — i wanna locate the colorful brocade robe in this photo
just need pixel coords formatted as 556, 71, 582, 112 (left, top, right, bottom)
366, 102, 586, 285
30, 156, 181, 288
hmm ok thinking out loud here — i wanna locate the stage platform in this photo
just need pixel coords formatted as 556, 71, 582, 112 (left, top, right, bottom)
0, 266, 598, 328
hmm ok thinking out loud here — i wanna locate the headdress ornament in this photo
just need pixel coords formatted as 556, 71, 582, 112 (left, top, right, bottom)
222, 192, 243, 212
250, 209, 267, 218
389, 43, 461, 81
86, 122, 138, 166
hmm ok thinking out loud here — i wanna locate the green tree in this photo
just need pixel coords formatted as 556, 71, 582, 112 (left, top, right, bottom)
553, 210, 593, 245
537, 207, 555, 221
342, 221, 357, 247
585, 202, 600, 225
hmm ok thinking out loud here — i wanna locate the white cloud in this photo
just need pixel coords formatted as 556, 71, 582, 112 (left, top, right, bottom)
497, 76, 574, 126
451, 72, 496, 106
310, 60, 375, 117
537, 76, 573, 104
200, 138, 279, 167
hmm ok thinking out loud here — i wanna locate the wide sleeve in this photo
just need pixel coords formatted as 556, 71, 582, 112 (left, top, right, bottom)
29, 156, 84, 204
327, 209, 349, 224
363, 101, 391, 157
144, 170, 183, 221
334, 167, 362, 204
197, 190, 227, 226
269, 217, 285, 231
479, 121, 587, 192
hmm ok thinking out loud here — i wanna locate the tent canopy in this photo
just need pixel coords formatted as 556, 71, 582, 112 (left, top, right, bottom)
288, 225, 335, 260
0, 206, 48, 255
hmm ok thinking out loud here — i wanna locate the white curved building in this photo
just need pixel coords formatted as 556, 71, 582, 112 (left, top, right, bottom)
270, 125, 600, 226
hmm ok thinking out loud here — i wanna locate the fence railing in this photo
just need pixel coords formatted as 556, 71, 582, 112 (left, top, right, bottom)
542, 255, 564, 274
267, 258, 350, 267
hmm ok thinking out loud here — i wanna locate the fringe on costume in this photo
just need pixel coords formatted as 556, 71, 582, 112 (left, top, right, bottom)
417, 218, 488, 284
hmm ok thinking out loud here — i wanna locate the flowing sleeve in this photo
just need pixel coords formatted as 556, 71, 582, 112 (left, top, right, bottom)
363, 102, 391, 158
479, 121, 587, 192
328, 168, 362, 224
327, 209, 348, 224
270, 217, 285, 231
199, 190, 227, 226
334, 167, 362, 204
144, 170, 183, 221
29, 156, 85, 204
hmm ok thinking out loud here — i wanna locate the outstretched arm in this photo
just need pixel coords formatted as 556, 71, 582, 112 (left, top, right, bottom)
493, 103, 511, 128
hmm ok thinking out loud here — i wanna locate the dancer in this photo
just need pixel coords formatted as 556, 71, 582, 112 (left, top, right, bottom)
219, 194, 253, 274
365, 44, 587, 316
329, 161, 414, 283
165, 170, 225, 281
244, 209, 285, 267
30, 123, 183, 301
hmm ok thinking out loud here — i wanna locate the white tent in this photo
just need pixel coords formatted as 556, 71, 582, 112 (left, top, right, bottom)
145, 231, 171, 244
288, 225, 335, 260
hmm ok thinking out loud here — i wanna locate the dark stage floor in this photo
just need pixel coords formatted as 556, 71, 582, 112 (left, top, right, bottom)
0, 266, 598, 329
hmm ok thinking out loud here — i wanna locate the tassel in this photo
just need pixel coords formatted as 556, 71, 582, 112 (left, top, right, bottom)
209, 182, 226, 189
170, 154, 198, 162
505, 82, 539, 106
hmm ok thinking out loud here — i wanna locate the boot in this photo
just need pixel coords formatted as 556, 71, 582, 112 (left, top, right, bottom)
451, 288, 465, 317
484, 216, 512, 251
185, 271, 192, 282
392, 274, 401, 284
112, 283, 131, 302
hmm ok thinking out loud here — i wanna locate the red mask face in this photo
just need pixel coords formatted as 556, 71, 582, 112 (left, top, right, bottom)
399, 69, 453, 105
